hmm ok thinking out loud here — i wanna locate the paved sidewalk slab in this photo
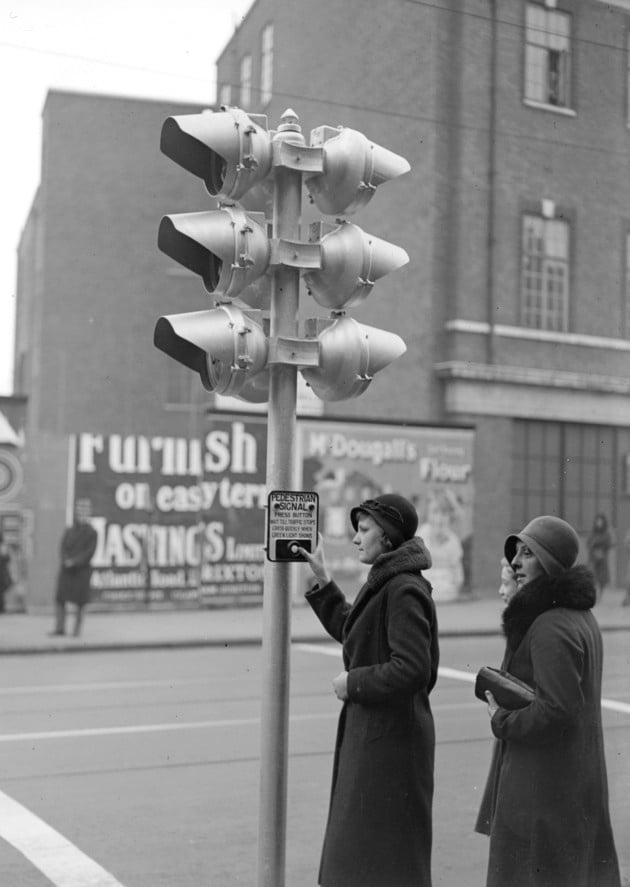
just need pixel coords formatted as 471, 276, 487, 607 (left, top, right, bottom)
0, 590, 628, 655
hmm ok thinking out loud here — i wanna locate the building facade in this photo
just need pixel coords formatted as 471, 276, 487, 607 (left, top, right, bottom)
13, 0, 630, 607
215, 0, 630, 582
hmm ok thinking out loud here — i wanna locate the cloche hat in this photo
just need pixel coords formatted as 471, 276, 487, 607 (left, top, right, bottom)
350, 494, 418, 550
504, 515, 580, 577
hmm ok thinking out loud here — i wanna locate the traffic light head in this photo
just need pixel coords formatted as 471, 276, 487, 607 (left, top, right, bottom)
160, 107, 273, 202
305, 126, 410, 216
158, 206, 271, 305
303, 221, 409, 310
156, 107, 411, 404
154, 305, 269, 402
301, 316, 406, 401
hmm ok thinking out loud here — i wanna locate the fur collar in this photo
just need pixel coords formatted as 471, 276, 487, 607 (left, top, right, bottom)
502, 565, 596, 652
364, 536, 432, 592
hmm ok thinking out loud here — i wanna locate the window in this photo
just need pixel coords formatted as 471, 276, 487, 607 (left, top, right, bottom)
240, 54, 252, 108
521, 214, 570, 331
218, 83, 231, 107
512, 420, 617, 536
260, 24, 273, 105
525, 4, 571, 108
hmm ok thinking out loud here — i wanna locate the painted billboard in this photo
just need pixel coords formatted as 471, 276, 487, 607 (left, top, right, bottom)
70, 417, 474, 606
298, 420, 475, 602
72, 417, 268, 605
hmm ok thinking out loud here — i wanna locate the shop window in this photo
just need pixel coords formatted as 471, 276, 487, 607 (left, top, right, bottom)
520, 213, 570, 331
512, 420, 562, 527
524, 4, 572, 109
512, 420, 617, 535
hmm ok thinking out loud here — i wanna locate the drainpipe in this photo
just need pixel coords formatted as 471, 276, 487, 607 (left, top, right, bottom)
486, 0, 498, 365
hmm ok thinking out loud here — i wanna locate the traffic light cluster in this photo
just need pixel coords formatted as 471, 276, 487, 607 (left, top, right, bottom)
154, 106, 410, 402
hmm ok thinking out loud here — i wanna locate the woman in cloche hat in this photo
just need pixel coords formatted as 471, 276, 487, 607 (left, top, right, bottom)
475, 515, 621, 887
297, 493, 438, 887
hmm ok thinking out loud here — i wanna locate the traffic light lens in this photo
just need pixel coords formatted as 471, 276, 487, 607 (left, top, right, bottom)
207, 154, 227, 197
206, 254, 222, 291
158, 216, 223, 291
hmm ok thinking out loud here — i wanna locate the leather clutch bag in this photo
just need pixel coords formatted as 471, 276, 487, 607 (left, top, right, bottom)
474, 666, 535, 710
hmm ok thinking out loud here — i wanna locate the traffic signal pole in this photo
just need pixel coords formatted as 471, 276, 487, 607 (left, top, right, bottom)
257, 112, 305, 887
155, 104, 411, 886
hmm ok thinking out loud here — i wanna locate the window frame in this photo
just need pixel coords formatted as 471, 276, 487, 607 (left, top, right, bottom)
524, 3, 574, 112
520, 211, 571, 333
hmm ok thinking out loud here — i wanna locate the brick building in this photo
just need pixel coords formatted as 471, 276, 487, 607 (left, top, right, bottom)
215, 0, 630, 577
13, 0, 630, 607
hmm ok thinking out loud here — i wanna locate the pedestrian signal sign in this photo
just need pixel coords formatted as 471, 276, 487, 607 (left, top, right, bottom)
266, 491, 319, 562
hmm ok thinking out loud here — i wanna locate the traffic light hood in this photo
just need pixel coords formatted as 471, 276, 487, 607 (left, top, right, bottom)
154, 305, 269, 402
160, 108, 273, 201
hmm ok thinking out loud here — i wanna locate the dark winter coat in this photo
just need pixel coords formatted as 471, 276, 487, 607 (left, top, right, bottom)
306, 537, 438, 887
0, 550, 12, 595
55, 521, 98, 607
0, 548, 12, 612
476, 565, 621, 887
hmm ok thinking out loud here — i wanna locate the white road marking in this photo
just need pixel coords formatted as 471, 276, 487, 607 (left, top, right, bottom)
600, 699, 630, 715
436, 666, 475, 683
1, 648, 626, 745
0, 789, 125, 886
295, 643, 340, 657
0, 677, 210, 695
0, 712, 335, 744
294, 644, 630, 714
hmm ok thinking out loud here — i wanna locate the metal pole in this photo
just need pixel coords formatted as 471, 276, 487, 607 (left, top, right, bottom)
257, 110, 305, 887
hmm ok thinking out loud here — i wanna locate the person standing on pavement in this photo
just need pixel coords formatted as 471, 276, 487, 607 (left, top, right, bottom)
0, 531, 13, 613
50, 499, 98, 638
476, 515, 621, 887
587, 512, 615, 601
622, 528, 630, 607
298, 494, 438, 887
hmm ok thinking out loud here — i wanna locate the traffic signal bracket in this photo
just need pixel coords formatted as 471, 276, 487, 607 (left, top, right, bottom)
271, 138, 324, 175
267, 335, 320, 367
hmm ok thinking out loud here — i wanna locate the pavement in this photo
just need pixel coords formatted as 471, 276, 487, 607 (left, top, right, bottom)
1, 588, 630, 655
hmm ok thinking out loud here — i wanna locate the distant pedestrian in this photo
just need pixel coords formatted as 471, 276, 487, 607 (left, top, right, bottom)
587, 512, 615, 601
476, 515, 621, 887
0, 532, 13, 613
622, 529, 630, 607
50, 500, 98, 637
298, 494, 438, 887
497, 555, 517, 605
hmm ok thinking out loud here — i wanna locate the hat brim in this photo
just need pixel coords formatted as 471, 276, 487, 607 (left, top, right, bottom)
350, 504, 399, 547
504, 532, 562, 576
350, 505, 373, 531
